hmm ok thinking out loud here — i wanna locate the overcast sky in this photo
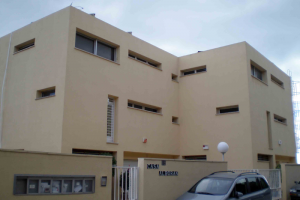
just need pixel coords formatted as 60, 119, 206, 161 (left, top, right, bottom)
0, 0, 299, 81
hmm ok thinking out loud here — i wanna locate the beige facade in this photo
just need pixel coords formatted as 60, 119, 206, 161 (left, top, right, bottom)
0, 149, 112, 200
0, 6, 296, 169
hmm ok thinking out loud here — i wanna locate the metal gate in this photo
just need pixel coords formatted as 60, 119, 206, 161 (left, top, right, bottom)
113, 167, 138, 200
231, 169, 281, 200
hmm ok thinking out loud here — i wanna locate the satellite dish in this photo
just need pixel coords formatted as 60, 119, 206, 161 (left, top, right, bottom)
217, 142, 229, 161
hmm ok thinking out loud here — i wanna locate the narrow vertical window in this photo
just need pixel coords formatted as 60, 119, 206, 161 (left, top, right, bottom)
266, 111, 273, 150
107, 98, 115, 142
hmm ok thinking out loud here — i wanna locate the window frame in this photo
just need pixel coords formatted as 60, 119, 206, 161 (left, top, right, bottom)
250, 61, 267, 84
128, 101, 162, 114
14, 175, 95, 196
75, 32, 117, 62
107, 97, 115, 143
36, 87, 56, 100
181, 66, 207, 77
271, 74, 284, 88
216, 105, 239, 115
128, 51, 161, 70
14, 39, 35, 54
274, 114, 287, 125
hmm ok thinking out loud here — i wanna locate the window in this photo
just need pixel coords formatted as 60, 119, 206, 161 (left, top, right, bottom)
184, 155, 206, 160
75, 33, 116, 62
172, 116, 179, 124
217, 105, 239, 114
107, 98, 115, 142
274, 114, 287, 124
271, 75, 284, 88
235, 178, 248, 195
14, 175, 95, 195
36, 87, 55, 99
247, 177, 261, 193
172, 74, 178, 81
259, 178, 269, 189
250, 61, 266, 83
258, 154, 269, 161
189, 178, 233, 195
128, 51, 161, 69
128, 100, 161, 114
181, 66, 206, 76
14, 39, 35, 53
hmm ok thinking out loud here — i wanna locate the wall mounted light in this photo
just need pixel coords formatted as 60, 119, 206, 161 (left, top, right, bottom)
101, 176, 107, 187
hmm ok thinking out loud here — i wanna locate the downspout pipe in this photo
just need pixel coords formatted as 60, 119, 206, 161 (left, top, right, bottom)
0, 33, 12, 148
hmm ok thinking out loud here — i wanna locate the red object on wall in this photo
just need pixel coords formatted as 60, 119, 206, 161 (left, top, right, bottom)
143, 138, 147, 143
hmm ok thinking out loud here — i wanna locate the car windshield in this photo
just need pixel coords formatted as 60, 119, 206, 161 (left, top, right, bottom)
189, 178, 234, 195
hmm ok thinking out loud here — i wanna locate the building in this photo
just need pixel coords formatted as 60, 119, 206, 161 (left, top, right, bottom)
0, 6, 296, 169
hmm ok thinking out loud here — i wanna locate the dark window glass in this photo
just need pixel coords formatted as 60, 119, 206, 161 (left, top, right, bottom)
248, 177, 261, 193
196, 68, 206, 73
42, 90, 55, 97
16, 179, 27, 194
97, 42, 114, 61
28, 180, 39, 193
148, 62, 157, 67
235, 178, 248, 195
251, 65, 255, 76
85, 180, 93, 192
219, 107, 239, 114
137, 57, 147, 63
128, 103, 133, 107
18, 43, 34, 51
183, 70, 195, 76
258, 154, 269, 161
134, 104, 143, 109
75, 34, 94, 54
145, 107, 157, 113
63, 180, 72, 193
255, 70, 262, 80
259, 178, 269, 189
129, 54, 135, 59
184, 155, 206, 160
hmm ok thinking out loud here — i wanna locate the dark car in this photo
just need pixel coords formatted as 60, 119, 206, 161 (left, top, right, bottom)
290, 181, 300, 200
177, 171, 272, 200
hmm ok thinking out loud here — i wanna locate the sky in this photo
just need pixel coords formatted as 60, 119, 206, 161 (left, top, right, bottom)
0, 0, 299, 79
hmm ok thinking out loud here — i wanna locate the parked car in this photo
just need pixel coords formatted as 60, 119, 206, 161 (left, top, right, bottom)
290, 181, 300, 200
176, 171, 271, 200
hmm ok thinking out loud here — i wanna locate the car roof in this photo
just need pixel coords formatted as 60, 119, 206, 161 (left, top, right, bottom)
207, 172, 263, 179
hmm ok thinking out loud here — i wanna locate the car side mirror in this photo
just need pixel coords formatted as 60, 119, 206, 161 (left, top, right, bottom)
235, 192, 243, 198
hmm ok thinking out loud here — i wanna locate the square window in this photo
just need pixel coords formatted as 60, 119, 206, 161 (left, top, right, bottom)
52, 180, 62, 194
28, 180, 39, 194
74, 180, 83, 193
172, 116, 179, 124
85, 180, 93, 192
63, 180, 73, 193
40, 180, 51, 193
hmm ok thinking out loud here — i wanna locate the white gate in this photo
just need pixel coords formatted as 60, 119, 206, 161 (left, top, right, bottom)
231, 169, 281, 200
113, 167, 138, 200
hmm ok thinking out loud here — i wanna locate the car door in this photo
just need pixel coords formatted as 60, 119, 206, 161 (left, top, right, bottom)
258, 177, 272, 200
227, 178, 252, 200
246, 177, 265, 200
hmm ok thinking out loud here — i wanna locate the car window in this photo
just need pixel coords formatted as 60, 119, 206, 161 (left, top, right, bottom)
259, 178, 269, 189
189, 178, 234, 195
247, 177, 261, 193
235, 178, 248, 195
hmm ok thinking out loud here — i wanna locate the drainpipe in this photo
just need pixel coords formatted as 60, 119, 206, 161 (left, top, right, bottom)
0, 33, 12, 148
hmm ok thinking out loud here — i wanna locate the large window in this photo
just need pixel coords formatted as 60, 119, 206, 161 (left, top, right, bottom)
75, 33, 116, 62
250, 61, 267, 83
107, 98, 115, 142
235, 178, 248, 195
189, 178, 233, 195
14, 175, 95, 195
